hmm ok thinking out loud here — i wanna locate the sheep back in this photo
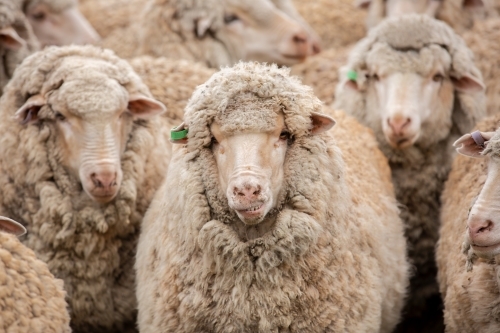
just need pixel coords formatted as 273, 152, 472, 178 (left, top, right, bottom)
0, 231, 71, 333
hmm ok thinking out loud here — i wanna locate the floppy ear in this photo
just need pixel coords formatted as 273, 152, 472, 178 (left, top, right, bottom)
170, 122, 188, 144
128, 94, 166, 119
453, 130, 495, 158
195, 17, 212, 38
0, 26, 26, 51
0, 216, 27, 236
14, 94, 45, 125
310, 112, 336, 135
452, 74, 485, 93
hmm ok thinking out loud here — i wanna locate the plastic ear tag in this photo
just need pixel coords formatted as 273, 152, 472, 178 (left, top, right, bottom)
170, 123, 188, 141
347, 70, 358, 81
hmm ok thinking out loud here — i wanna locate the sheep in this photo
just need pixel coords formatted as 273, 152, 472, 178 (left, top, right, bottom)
334, 14, 486, 332
0, 0, 40, 95
135, 62, 409, 333
437, 114, 500, 332
0, 216, 71, 333
129, 56, 216, 121
0, 45, 170, 333
359, 0, 497, 31
292, 0, 367, 49
462, 18, 500, 117
101, 0, 321, 67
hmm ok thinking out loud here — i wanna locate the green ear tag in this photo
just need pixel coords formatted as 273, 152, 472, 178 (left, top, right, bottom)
170, 126, 188, 141
347, 70, 358, 81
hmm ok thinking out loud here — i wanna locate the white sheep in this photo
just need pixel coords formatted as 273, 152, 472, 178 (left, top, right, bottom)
0, 216, 71, 333
100, 0, 321, 67
0, 1, 39, 95
135, 62, 409, 333
437, 114, 500, 332
334, 14, 486, 331
0, 45, 170, 333
359, 0, 497, 31
15, 0, 100, 46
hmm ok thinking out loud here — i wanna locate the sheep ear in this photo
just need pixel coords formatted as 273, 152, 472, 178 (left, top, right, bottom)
452, 74, 485, 93
128, 94, 166, 119
195, 17, 212, 38
463, 0, 483, 8
355, 0, 372, 8
310, 112, 336, 135
0, 26, 26, 51
15, 94, 45, 125
0, 216, 27, 236
453, 131, 495, 158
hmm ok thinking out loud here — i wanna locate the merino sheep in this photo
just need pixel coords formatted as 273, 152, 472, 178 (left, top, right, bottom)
0, 0, 40, 95
334, 14, 486, 332
129, 56, 216, 121
437, 114, 500, 332
292, 0, 367, 49
15, 0, 100, 46
101, 0, 320, 67
0, 45, 170, 333
136, 62, 409, 333
359, 0, 497, 31
0, 216, 71, 333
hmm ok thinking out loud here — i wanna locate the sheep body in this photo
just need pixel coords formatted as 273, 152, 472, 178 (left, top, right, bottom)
136, 62, 409, 333
0, 45, 171, 333
0, 230, 71, 333
334, 14, 486, 330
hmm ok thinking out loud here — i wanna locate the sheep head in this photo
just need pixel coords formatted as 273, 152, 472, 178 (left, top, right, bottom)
23, 0, 100, 46
454, 130, 500, 260
337, 15, 485, 150
13, 51, 165, 203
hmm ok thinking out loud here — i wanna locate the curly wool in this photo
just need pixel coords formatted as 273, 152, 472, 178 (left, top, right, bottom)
136, 62, 409, 333
0, 45, 169, 333
0, 0, 40, 95
334, 14, 486, 325
437, 114, 500, 333
0, 232, 71, 333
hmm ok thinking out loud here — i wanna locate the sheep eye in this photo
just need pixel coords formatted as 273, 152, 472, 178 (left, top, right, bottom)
211, 136, 218, 145
433, 74, 444, 82
224, 13, 239, 24
279, 130, 290, 141
372, 74, 380, 81
54, 112, 66, 121
31, 11, 46, 21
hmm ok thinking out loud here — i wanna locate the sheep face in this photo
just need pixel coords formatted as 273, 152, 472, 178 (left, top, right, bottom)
202, 0, 319, 66
210, 112, 288, 225
454, 131, 500, 259
25, 1, 100, 47
352, 44, 483, 149
14, 59, 164, 203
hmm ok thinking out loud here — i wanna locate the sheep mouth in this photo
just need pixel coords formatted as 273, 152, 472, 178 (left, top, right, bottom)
471, 242, 500, 257
237, 204, 264, 215
87, 192, 119, 204
233, 203, 269, 224
386, 134, 418, 149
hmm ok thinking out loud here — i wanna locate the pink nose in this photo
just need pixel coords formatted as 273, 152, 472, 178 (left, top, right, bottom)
468, 215, 494, 240
233, 184, 261, 201
91, 171, 117, 190
388, 117, 411, 136
292, 31, 310, 58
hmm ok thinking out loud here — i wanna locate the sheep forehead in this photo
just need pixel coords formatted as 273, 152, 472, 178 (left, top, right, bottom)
215, 93, 281, 134
49, 74, 128, 119
366, 44, 451, 77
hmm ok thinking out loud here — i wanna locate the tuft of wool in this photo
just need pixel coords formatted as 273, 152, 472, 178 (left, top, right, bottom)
0, 45, 170, 333
437, 113, 500, 333
0, 231, 71, 333
136, 62, 409, 333
334, 13, 486, 329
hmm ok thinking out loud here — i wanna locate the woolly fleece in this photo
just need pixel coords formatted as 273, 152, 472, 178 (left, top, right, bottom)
0, 45, 170, 333
0, 231, 71, 333
136, 62, 409, 333
334, 14, 486, 327
437, 113, 500, 333
0, 0, 40, 95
